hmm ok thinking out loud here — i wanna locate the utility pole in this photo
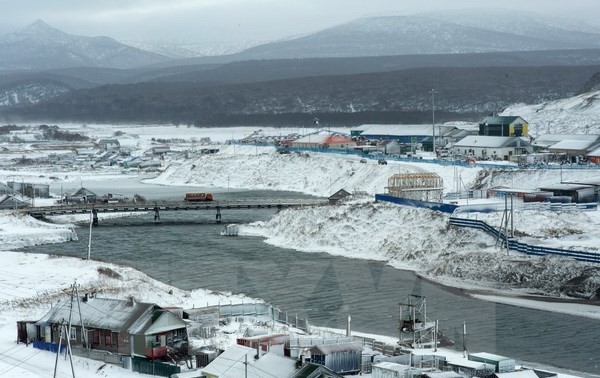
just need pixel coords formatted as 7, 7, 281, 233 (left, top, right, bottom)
431, 89, 437, 155
87, 210, 93, 260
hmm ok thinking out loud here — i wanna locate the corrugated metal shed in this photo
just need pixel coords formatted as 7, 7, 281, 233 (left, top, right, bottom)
38, 297, 153, 333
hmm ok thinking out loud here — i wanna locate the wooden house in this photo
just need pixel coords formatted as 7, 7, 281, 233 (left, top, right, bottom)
27, 296, 187, 359
0, 195, 28, 210
65, 187, 98, 203
309, 342, 362, 375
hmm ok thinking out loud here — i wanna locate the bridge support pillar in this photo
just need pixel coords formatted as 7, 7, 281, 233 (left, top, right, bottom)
216, 206, 222, 223
153, 206, 160, 222
277, 204, 283, 213
92, 209, 98, 226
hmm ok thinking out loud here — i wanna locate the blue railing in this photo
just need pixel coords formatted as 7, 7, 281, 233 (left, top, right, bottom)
375, 194, 459, 214
449, 217, 600, 264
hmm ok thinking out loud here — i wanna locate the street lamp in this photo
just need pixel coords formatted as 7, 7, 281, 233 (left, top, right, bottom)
431, 89, 437, 155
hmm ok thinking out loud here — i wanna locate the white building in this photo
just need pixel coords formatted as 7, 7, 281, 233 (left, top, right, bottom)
452, 136, 533, 161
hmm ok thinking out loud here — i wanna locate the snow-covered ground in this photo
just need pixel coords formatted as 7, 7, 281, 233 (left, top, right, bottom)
2, 121, 600, 377
501, 90, 600, 136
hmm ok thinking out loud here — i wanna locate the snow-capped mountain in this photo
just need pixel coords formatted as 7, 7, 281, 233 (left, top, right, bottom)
0, 20, 171, 71
416, 9, 600, 48
120, 40, 267, 59
234, 12, 600, 60
501, 90, 600, 136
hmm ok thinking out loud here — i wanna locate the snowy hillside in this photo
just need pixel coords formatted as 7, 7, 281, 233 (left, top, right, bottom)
0, 81, 70, 107
501, 90, 600, 136
0, 20, 171, 71
244, 200, 600, 300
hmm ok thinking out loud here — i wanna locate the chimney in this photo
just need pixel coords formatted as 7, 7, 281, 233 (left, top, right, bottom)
346, 315, 351, 337
129, 296, 136, 306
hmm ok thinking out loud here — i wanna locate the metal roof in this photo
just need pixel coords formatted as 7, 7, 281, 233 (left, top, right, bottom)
548, 139, 600, 151
447, 359, 493, 369
310, 342, 363, 354
453, 136, 529, 148
588, 146, 600, 156
534, 134, 600, 147
354, 124, 457, 138
293, 134, 353, 145
538, 183, 595, 191
373, 361, 411, 372
202, 345, 297, 378
480, 116, 525, 125
494, 370, 539, 378
469, 352, 512, 361
37, 297, 155, 333
424, 372, 463, 378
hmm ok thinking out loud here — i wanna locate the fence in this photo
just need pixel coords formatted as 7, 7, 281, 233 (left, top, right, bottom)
449, 217, 600, 264
70, 346, 123, 365
32, 340, 66, 354
131, 356, 180, 377
375, 194, 459, 214
214, 302, 311, 334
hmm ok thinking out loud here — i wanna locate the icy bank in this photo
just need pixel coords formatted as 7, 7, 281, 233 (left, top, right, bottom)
242, 200, 600, 302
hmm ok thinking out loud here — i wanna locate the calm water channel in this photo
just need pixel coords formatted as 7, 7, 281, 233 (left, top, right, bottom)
18, 177, 600, 375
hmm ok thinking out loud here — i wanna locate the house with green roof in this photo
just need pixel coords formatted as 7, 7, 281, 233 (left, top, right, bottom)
479, 116, 528, 137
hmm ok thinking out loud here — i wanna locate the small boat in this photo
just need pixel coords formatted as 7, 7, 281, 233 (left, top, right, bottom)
220, 224, 239, 236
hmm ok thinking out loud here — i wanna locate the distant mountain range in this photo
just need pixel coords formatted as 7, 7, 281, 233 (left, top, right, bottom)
152, 9, 600, 65
2, 10, 600, 125
0, 20, 171, 71
3, 10, 600, 72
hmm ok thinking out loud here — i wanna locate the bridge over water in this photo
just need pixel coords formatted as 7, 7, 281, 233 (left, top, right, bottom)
24, 199, 326, 224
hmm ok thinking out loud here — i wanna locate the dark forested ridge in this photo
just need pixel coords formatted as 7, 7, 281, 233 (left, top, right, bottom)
2, 65, 598, 126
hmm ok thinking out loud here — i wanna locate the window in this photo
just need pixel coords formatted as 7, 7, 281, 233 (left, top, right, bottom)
69, 327, 76, 340
104, 331, 113, 346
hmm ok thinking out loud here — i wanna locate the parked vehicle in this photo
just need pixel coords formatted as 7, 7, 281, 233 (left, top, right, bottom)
378, 159, 387, 165
184, 192, 214, 201
359, 158, 367, 163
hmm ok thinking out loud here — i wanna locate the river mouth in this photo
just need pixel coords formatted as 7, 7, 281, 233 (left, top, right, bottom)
17, 211, 600, 374
9, 178, 595, 373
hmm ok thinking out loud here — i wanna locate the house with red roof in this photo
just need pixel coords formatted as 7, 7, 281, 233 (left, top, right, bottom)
292, 134, 356, 150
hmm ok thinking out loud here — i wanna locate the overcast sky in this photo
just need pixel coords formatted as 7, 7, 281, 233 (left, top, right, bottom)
2, 0, 600, 43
